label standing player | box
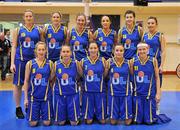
[79,42,108,124]
[10,9,42,119]
[67,13,93,61]
[94,15,117,60]
[107,44,132,125]
[118,10,143,60]
[24,41,54,127]
[130,42,161,124]
[142,16,166,114]
[44,11,67,62]
[53,45,80,126]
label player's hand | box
[10,64,16,73]
[159,66,163,74]
[24,99,28,111]
[155,93,161,103]
[0,47,3,51]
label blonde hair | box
[34,41,47,57]
[24,9,34,17]
[51,11,62,18]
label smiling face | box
[88,43,99,57]
[51,12,61,26]
[76,14,86,29]
[60,46,72,61]
[137,45,149,58]
[125,13,135,26]
[35,43,47,59]
[101,16,111,29]
[114,45,124,59]
[147,18,158,33]
[23,10,34,25]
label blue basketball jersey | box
[15,25,41,61]
[45,24,67,61]
[119,25,141,59]
[108,58,131,96]
[143,32,162,66]
[95,28,116,59]
[82,56,105,93]
[69,28,89,61]
[54,59,78,95]
[133,56,156,98]
[28,59,53,101]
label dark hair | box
[76,13,86,23]
[148,16,158,25]
[88,41,98,49]
[51,11,62,18]
[124,10,136,18]
[101,15,111,23]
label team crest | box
[99,37,103,41]
[21,33,26,37]
[73,41,80,51]
[100,41,107,52]
[48,33,52,38]
[87,70,94,82]
[123,35,126,39]
[61,73,69,85]
[72,36,76,40]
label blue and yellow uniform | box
[107,58,132,120]
[143,32,163,86]
[118,25,141,59]
[54,59,80,122]
[13,25,41,86]
[45,24,67,62]
[26,59,53,121]
[81,56,106,120]
[69,28,90,61]
[94,28,116,60]
[132,56,157,124]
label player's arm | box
[39,27,45,42]
[65,29,70,45]
[10,28,18,73]
[159,33,166,73]
[154,58,161,103]
[77,59,84,77]
[117,28,122,44]
[49,61,55,87]
[129,58,134,75]
[103,58,110,78]
[23,61,31,109]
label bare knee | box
[29,121,38,127]
[43,120,51,126]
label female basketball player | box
[94,15,117,60]
[142,16,166,114]
[107,44,132,125]
[67,13,93,61]
[43,11,67,62]
[11,9,43,119]
[130,42,161,124]
[53,45,80,126]
[24,41,54,127]
[118,10,143,60]
[79,42,108,124]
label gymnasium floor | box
[0,75,179,130]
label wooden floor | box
[0,74,179,91]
